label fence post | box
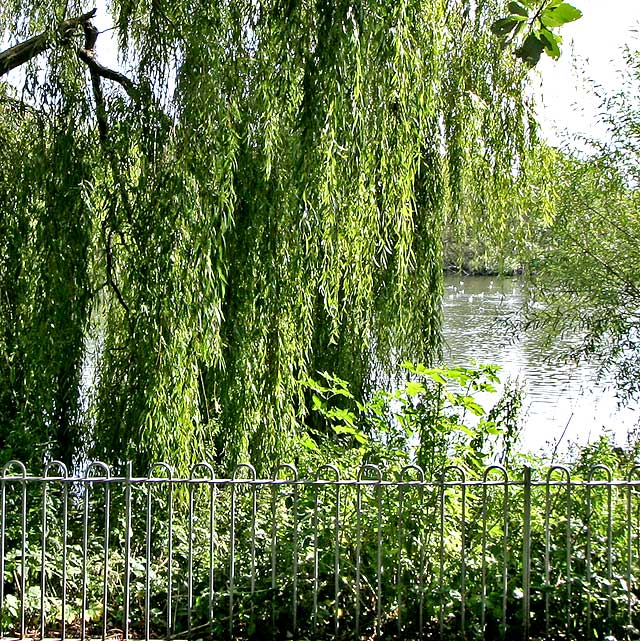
[522,466,532,641]
[123,461,132,640]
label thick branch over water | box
[0,9,97,76]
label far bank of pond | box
[442,274,639,456]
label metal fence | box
[1,460,639,640]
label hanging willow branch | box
[0,0,542,475]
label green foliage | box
[0,0,538,473]
[521,50,640,403]
[299,362,524,478]
[2,430,640,640]
[492,0,583,66]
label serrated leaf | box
[405,380,425,396]
[459,395,485,416]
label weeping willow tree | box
[0,0,542,473]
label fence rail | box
[1,460,639,640]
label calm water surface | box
[442,274,639,455]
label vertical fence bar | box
[331,468,341,638]
[166,466,175,639]
[544,473,551,638]
[209,472,216,637]
[250,472,257,627]
[101,469,111,641]
[628,466,640,630]
[270,465,297,638]
[460,471,467,636]
[0,466,5,639]
[544,466,570,639]
[41,462,68,640]
[123,461,132,641]
[522,466,532,641]
[438,471,445,639]
[1,463,27,639]
[355,463,382,639]
[585,470,593,638]
[81,462,110,641]
[241,465,258,633]
[146,464,176,641]
[396,473,404,638]
[40,470,47,640]
[313,465,340,636]
[355,475,362,639]
[145,472,152,641]
[481,473,489,639]
[270,476,278,637]
[20,466,26,639]
[189,463,214,637]
[188,472,195,637]
[375,470,383,641]
[398,465,425,639]
[501,469,509,640]
[481,465,508,640]
[312,475,320,631]
[565,468,572,639]
[229,470,236,639]
[60,466,69,641]
[603,470,614,624]
[291,470,299,636]
[588,465,613,636]
[229,464,256,639]
[439,466,466,638]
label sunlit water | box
[441,274,639,456]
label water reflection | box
[441,274,639,455]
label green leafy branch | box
[492,0,583,66]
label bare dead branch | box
[76,46,138,100]
[0,9,96,76]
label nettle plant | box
[299,362,524,477]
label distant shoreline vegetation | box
[444,263,525,277]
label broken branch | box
[0,8,97,76]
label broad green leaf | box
[300,435,319,451]
[516,33,545,66]
[539,28,561,59]
[541,3,582,28]
[456,424,475,438]
[405,380,426,396]
[459,395,486,416]
[507,1,529,18]
[491,17,519,38]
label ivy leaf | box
[541,2,582,28]
[507,2,529,18]
[516,33,545,66]
[491,17,519,38]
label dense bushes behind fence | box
[1,460,639,640]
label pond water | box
[441,274,639,457]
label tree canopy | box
[521,49,640,404]
[0,0,542,473]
